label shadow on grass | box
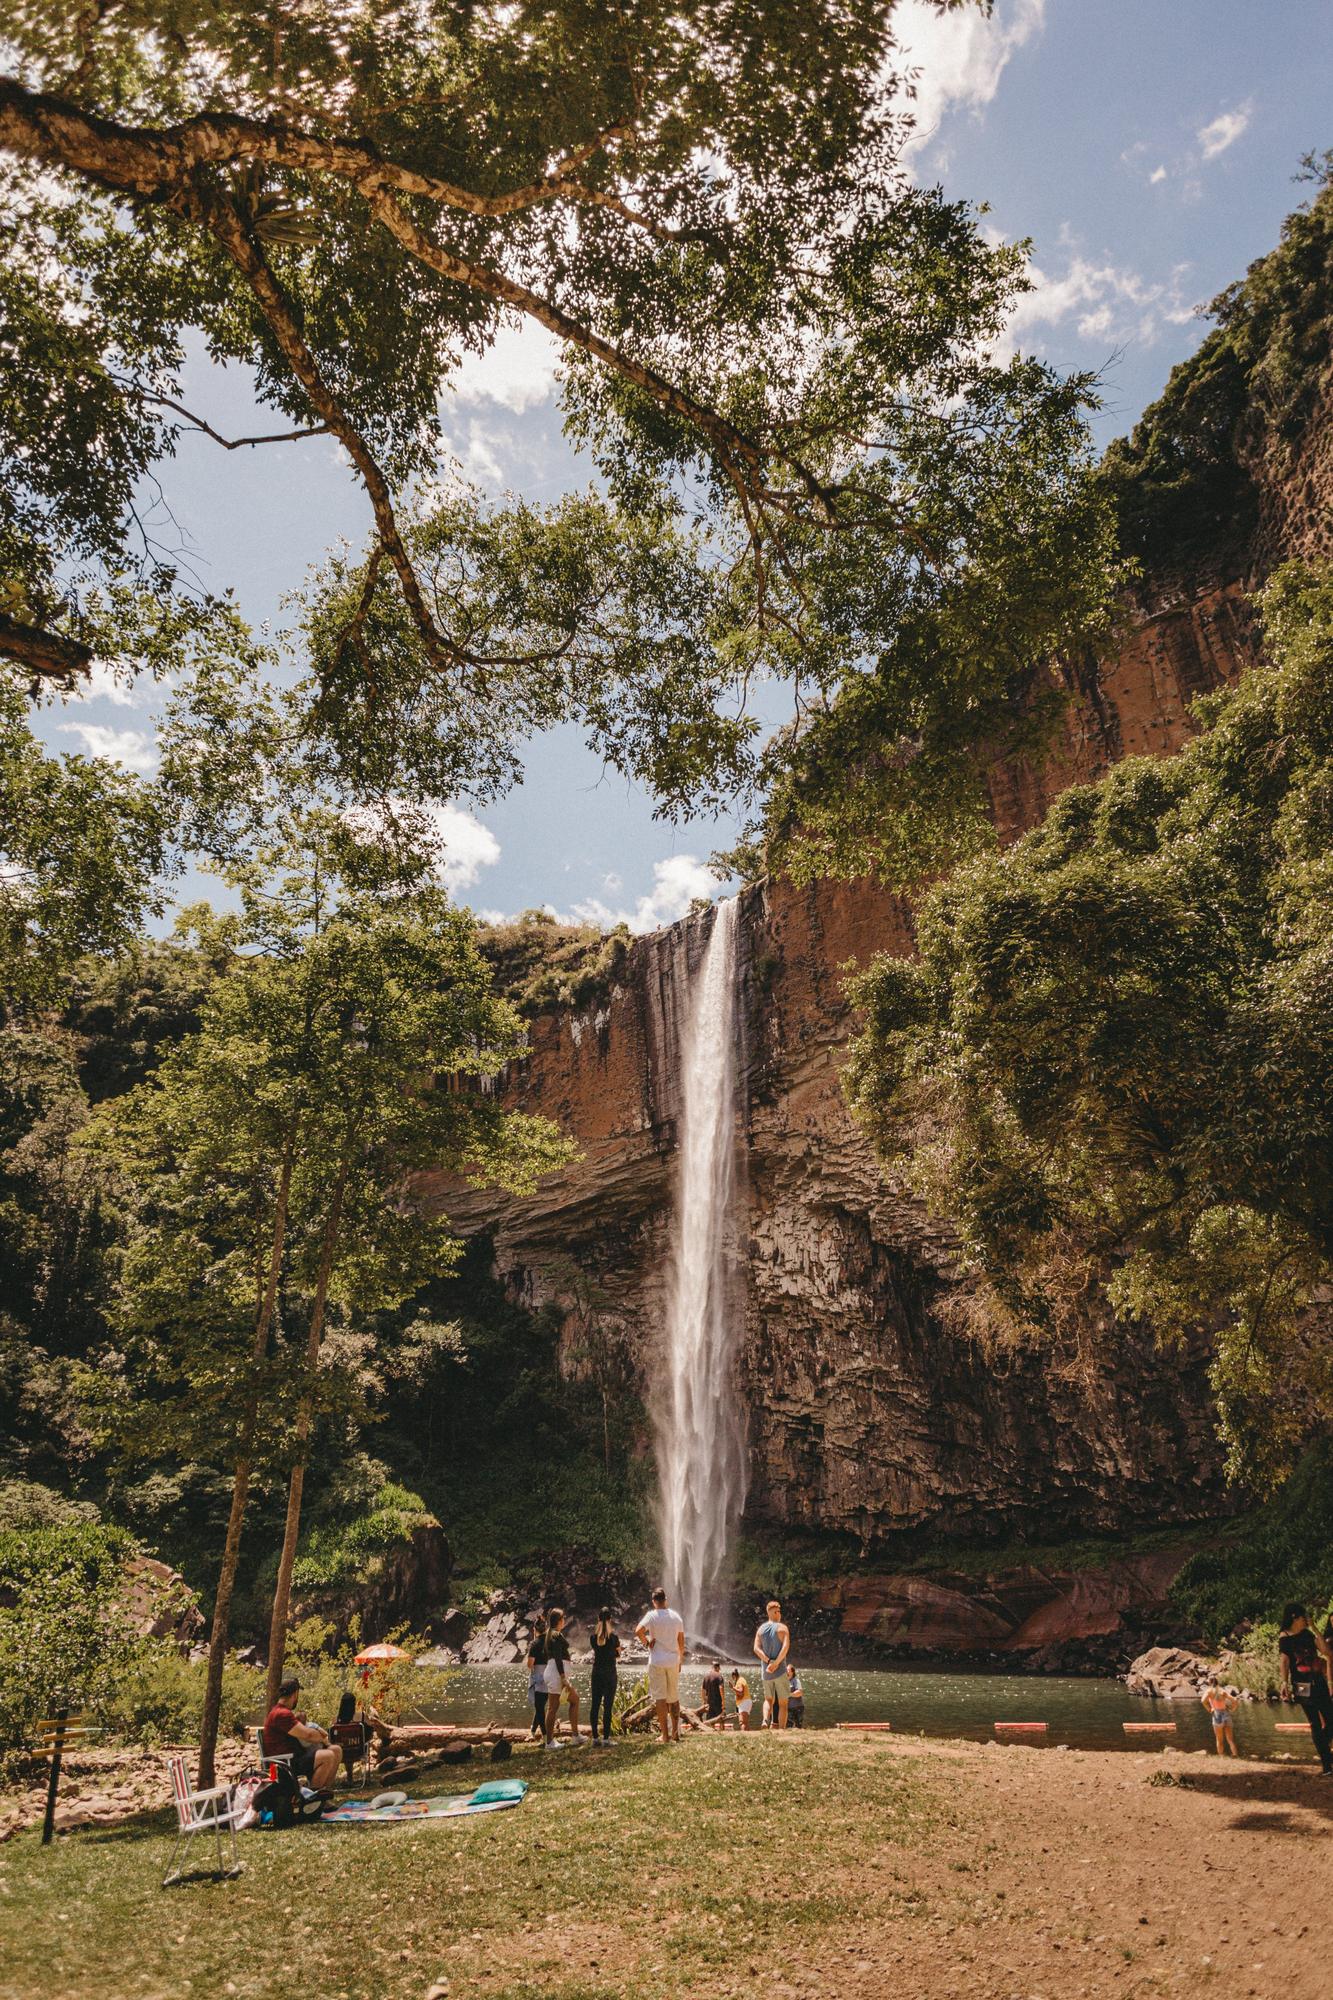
[18,1737,669,1866]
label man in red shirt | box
[263,1675,341,1791]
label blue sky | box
[47,0,1333,931]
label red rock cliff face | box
[422,371,1331,1550]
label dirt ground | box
[479,1733,1327,2000]
[766,1735,1325,2000]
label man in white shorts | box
[635,1587,686,1745]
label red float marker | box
[1123,1722,1176,1734]
[1275,1722,1310,1733]
[994,1721,1048,1734]
[836,1721,893,1732]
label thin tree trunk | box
[264,1163,350,1707]
[197,1126,296,1788]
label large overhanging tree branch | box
[0,71,838,522]
[0,4,1124,880]
[0,609,93,683]
[182,172,470,675]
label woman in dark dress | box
[526,1613,549,1739]
[589,1606,621,1744]
[1278,1601,1333,1775]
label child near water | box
[1201,1679,1239,1756]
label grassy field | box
[0,1735,943,2000]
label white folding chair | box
[162,1754,247,1886]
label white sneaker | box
[543,1740,565,1751]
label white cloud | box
[447,314,561,414]
[1149,165,1168,186]
[1198,103,1251,161]
[892,0,1046,152]
[63,662,141,708]
[346,798,501,897]
[426,804,502,895]
[456,416,508,486]
[58,722,158,772]
[561,854,721,935]
[1004,250,1195,355]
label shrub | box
[1169,1446,1333,1643]
[0,1520,138,1753]
[282,1616,451,1727]
[104,1643,263,1748]
[291,1482,437,1592]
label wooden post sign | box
[34,1707,98,1845]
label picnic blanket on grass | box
[320,1779,527,1826]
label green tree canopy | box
[0,0,1120,879]
[845,562,1333,1490]
[89,814,572,1775]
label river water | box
[410,1662,1311,1761]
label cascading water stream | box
[655,895,746,1642]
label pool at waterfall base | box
[412,1661,1316,1761]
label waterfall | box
[655,894,746,1642]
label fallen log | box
[378,1725,527,1755]
[379,1721,593,1758]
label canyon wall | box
[423,359,1332,1554]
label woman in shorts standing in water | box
[1200,1678,1238,1755]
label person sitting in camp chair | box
[263,1675,341,1792]
[328,1691,392,1781]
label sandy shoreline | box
[812,1730,1325,1999]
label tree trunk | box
[197,1127,296,1788]
[264,1163,350,1707]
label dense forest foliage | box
[847,169,1333,1517]
[1101,156,1333,569]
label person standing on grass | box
[590,1606,621,1745]
[636,1586,686,1745]
[786,1664,806,1729]
[754,1599,791,1730]
[1278,1602,1333,1775]
[543,1606,583,1749]
[729,1667,753,1731]
[1200,1679,1238,1756]
[526,1613,549,1740]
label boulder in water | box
[1124,1645,1214,1698]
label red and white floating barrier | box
[836,1721,893,1732]
[1123,1722,1177,1734]
[994,1721,1048,1735]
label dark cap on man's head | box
[279,1675,300,1697]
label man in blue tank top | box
[753,1599,791,1729]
